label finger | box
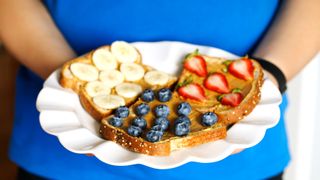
[232,148,244,154]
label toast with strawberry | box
[177,50,264,125]
[60,41,177,121]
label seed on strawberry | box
[218,92,243,107]
[204,72,229,94]
[228,58,254,80]
[178,83,207,101]
[183,49,207,77]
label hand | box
[232,148,244,155]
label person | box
[0,0,319,179]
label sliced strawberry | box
[178,83,207,101]
[219,92,243,107]
[184,50,207,77]
[228,58,254,80]
[204,72,230,94]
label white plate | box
[36,41,282,169]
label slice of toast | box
[176,51,264,125]
[100,92,227,156]
[60,41,177,121]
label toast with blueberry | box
[100,89,227,156]
[60,41,177,121]
[176,50,264,125]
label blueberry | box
[154,104,170,117]
[127,125,142,137]
[154,117,170,131]
[146,130,163,142]
[174,121,190,136]
[114,106,129,118]
[135,103,150,116]
[177,102,191,116]
[157,88,172,102]
[141,89,155,102]
[201,112,218,126]
[132,117,147,129]
[174,115,191,126]
[108,116,123,127]
[151,124,164,131]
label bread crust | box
[100,119,226,156]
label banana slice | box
[92,48,118,70]
[99,70,124,88]
[115,83,142,98]
[70,62,99,81]
[120,63,145,81]
[144,70,170,86]
[93,94,125,109]
[85,81,111,97]
[111,41,139,63]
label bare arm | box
[0,0,76,79]
[254,0,320,81]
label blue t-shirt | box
[9,0,290,179]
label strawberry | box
[178,83,207,101]
[228,58,254,80]
[204,72,230,94]
[184,50,207,77]
[218,92,243,107]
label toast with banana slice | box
[60,41,177,121]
